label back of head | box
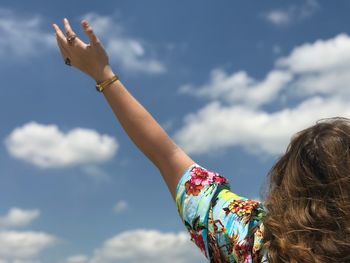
[263,117,350,263]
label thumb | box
[81,20,99,45]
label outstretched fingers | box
[63,17,75,37]
[52,23,66,42]
[81,20,100,45]
[63,18,86,47]
[52,23,69,60]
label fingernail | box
[82,20,88,27]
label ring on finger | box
[65,57,72,66]
[67,35,77,46]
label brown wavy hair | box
[262,117,350,262]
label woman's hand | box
[52,18,114,83]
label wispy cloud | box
[175,33,350,156]
[0,9,166,74]
[81,165,111,182]
[65,255,89,263]
[265,10,291,26]
[64,229,203,263]
[272,44,282,55]
[5,122,118,168]
[0,8,55,57]
[263,0,319,27]
[113,200,128,214]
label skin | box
[52,18,195,200]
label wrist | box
[94,66,115,84]
[95,74,119,93]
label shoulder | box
[176,163,267,262]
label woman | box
[52,18,350,262]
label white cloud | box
[83,13,166,74]
[277,33,350,73]
[174,97,350,155]
[64,255,89,263]
[0,231,56,261]
[0,208,40,229]
[175,33,350,156]
[0,8,55,57]
[113,200,128,213]
[264,0,319,26]
[179,69,292,108]
[5,122,118,168]
[0,208,57,262]
[64,229,203,263]
[277,34,350,99]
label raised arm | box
[52,18,194,199]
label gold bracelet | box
[95,74,119,92]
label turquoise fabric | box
[176,163,267,262]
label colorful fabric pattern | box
[176,163,267,263]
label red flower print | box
[190,167,214,186]
[213,174,228,184]
[185,166,229,196]
[185,181,203,196]
[189,166,228,187]
[190,230,207,257]
[184,216,208,258]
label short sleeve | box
[176,164,267,262]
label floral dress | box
[176,163,267,263]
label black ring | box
[65,57,71,66]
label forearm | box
[102,77,194,197]
[103,79,176,165]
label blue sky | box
[1,0,350,262]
